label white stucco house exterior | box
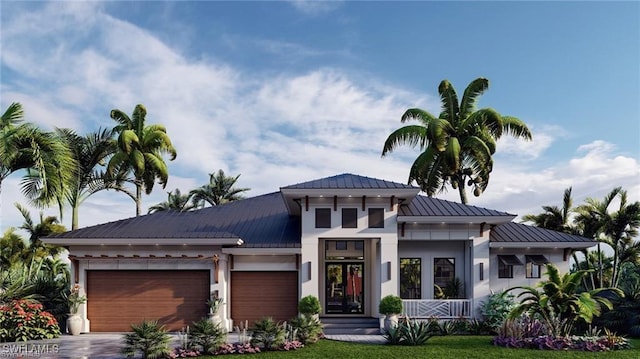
[45,173,595,333]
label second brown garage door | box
[87,270,209,332]
[231,271,298,326]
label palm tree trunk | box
[572,251,590,290]
[598,242,603,288]
[611,243,620,288]
[72,204,79,230]
[458,179,468,204]
[135,182,142,216]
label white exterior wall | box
[472,227,491,317]
[299,196,397,316]
[489,248,568,293]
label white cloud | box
[1,2,638,237]
[287,0,344,15]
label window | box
[315,208,331,228]
[335,241,347,250]
[400,258,421,299]
[526,255,549,278]
[498,255,523,279]
[342,208,358,228]
[434,258,455,289]
[368,208,384,228]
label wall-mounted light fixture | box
[479,262,484,281]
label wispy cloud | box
[287,0,344,15]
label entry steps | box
[322,317,381,335]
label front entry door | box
[325,263,364,314]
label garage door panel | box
[231,271,298,327]
[87,270,209,332]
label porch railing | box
[402,299,473,319]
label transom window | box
[325,240,364,260]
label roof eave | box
[43,237,244,246]
[222,247,301,255]
[490,241,596,249]
[398,215,516,224]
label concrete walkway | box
[0,333,386,358]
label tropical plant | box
[522,187,574,232]
[298,295,322,316]
[574,187,640,288]
[379,295,403,315]
[0,299,60,342]
[290,314,323,344]
[148,188,196,214]
[595,265,640,337]
[480,291,516,333]
[188,317,227,355]
[506,263,623,336]
[66,283,86,314]
[107,104,177,216]
[189,169,250,207]
[15,203,66,259]
[250,317,286,350]
[55,128,117,229]
[1,102,75,215]
[381,78,532,204]
[0,229,29,270]
[383,317,438,346]
[121,320,171,359]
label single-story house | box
[45,173,595,333]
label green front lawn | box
[202,336,640,359]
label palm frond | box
[438,80,460,122]
[459,77,489,119]
[381,125,428,155]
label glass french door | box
[325,263,364,314]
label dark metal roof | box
[526,254,550,265]
[491,222,596,243]
[498,255,524,265]
[281,173,416,190]
[399,195,515,217]
[48,192,301,248]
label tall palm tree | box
[522,187,573,232]
[148,188,196,213]
[189,169,250,207]
[574,187,640,288]
[107,104,177,216]
[56,128,118,230]
[382,78,532,204]
[1,102,75,215]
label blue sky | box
[1,1,638,234]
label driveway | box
[0,333,183,359]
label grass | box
[201,336,640,359]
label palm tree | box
[507,263,622,337]
[189,169,250,207]
[15,203,66,260]
[382,78,532,204]
[1,102,75,216]
[107,104,177,216]
[56,128,118,230]
[574,187,640,288]
[0,229,29,270]
[148,188,196,213]
[522,187,573,232]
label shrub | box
[378,295,403,315]
[121,320,171,359]
[290,314,323,344]
[480,291,515,333]
[250,317,285,350]
[298,295,321,315]
[383,318,439,346]
[216,343,261,354]
[0,299,60,342]
[188,317,227,354]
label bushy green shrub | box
[188,318,227,354]
[121,320,171,359]
[298,295,322,315]
[379,295,403,315]
[251,317,286,350]
[480,292,515,333]
[290,314,323,344]
[0,300,60,342]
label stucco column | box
[472,230,491,317]
[300,234,320,298]
[214,254,232,331]
[379,234,398,298]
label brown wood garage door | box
[231,271,298,326]
[87,270,209,332]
